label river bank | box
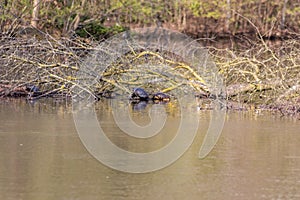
[0,30,299,117]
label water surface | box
[0,98,299,200]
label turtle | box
[152,92,170,102]
[26,85,39,93]
[130,88,149,100]
[25,85,40,99]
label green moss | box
[75,21,126,39]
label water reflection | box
[0,98,299,200]
[131,100,148,111]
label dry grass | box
[211,39,300,113]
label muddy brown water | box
[0,98,299,200]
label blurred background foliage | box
[0,0,299,39]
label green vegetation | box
[0,0,299,38]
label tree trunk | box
[225,0,231,32]
[281,0,288,30]
[31,0,41,28]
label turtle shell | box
[26,85,39,92]
[152,92,170,101]
[131,88,149,100]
